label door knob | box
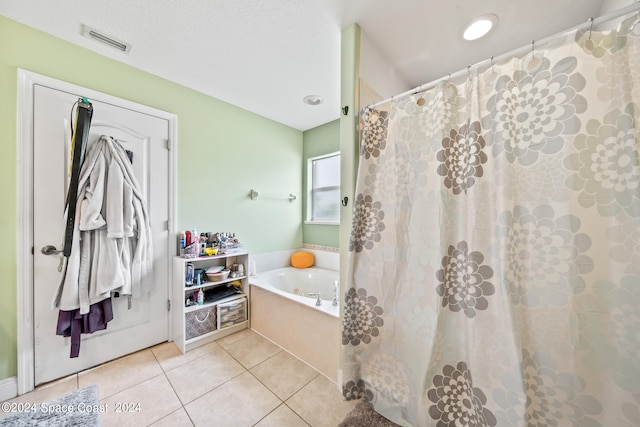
[41,245,63,255]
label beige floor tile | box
[286,375,356,427]
[215,328,257,349]
[151,340,222,372]
[254,404,309,427]
[250,351,319,400]
[0,375,78,419]
[99,374,181,427]
[185,371,281,427]
[223,332,282,369]
[150,407,194,426]
[166,346,245,404]
[34,373,78,393]
[78,349,163,400]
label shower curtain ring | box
[588,17,594,40]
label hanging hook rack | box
[250,189,296,203]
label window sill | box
[305,221,339,226]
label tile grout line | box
[281,373,320,426]
[148,348,196,425]
[175,334,281,426]
[149,340,254,410]
[219,332,319,426]
[80,349,166,400]
[94,371,167,402]
[250,328,338,386]
[249,401,284,426]
[282,401,312,426]
[152,341,225,374]
[245,366,315,427]
[149,342,245,408]
[242,351,322,425]
[147,335,283,424]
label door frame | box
[16,69,178,394]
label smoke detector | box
[303,95,323,106]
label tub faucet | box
[308,292,322,306]
[332,280,339,307]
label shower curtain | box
[342,13,640,427]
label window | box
[307,153,340,224]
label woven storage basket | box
[185,305,217,340]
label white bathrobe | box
[53,136,153,314]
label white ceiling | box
[0,0,629,131]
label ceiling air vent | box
[82,24,131,53]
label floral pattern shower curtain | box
[342,14,640,427]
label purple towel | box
[56,298,114,358]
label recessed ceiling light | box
[463,14,498,41]
[303,95,323,106]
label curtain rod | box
[365,2,640,111]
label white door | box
[32,84,170,385]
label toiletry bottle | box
[197,287,204,305]
[185,230,192,258]
[191,228,199,257]
[179,232,186,256]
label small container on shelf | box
[206,269,230,282]
[218,297,247,329]
[204,247,219,256]
[221,241,244,255]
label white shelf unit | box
[172,252,250,353]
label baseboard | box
[0,376,18,402]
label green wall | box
[302,119,340,248]
[0,16,303,381]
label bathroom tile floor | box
[1,329,356,426]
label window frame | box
[305,151,340,225]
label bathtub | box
[250,267,339,317]
[250,267,340,382]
